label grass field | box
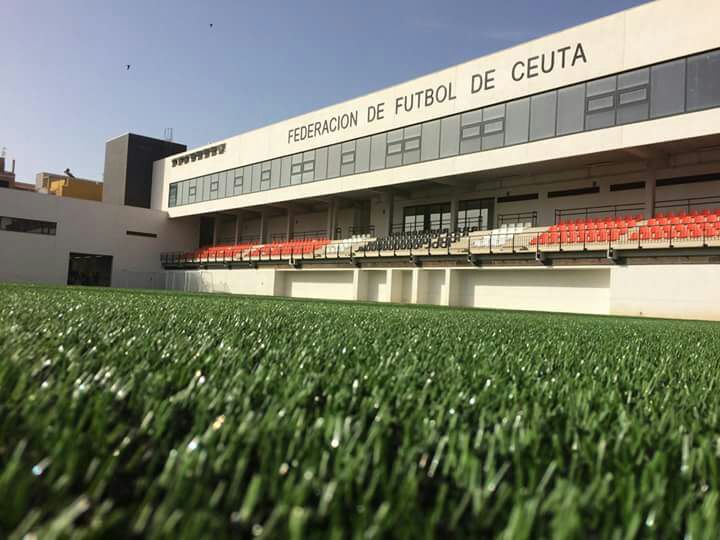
[1,283,720,538]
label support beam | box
[286,206,295,241]
[259,211,268,243]
[234,213,240,244]
[326,200,337,240]
[645,169,657,219]
[212,216,219,246]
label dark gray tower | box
[103,133,186,208]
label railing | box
[348,225,375,236]
[161,222,720,268]
[655,195,720,215]
[497,211,538,227]
[555,203,645,224]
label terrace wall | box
[164,264,720,321]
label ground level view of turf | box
[1,284,720,538]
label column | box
[384,193,395,237]
[212,216,219,246]
[259,211,268,244]
[286,206,295,241]
[234,213,241,244]
[644,169,657,219]
[326,200,337,240]
[450,196,459,232]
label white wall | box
[154,0,720,216]
[164,263,720,322]
[0,189,197,287]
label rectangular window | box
[557,84,585,135]
[610,181,645,192]
[355,137,371,173]
[403,203,451,232]
[126,230,157,238]
[327,144,341,178]
[496,192,539,203]
[439,115,461,158]
[457,198,493,230]
[585,75,616,130]
[314,147,328,180]
[1,216,57,236]
[370,133,387,170]
[168,184,178,206]
[340,141,356,176]
[270,159,282,188]
[650,58,686,118]
[686,50,720,112]
[420,119,440,161]
[530,91,557,141]
[505,97,530,145]
[547,186,600,198]
[301,151,315,183]
[188,185,197,199]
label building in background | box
[36,172,103,201]
[0,157,35,191]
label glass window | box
[270,158,281,189]
[280,157,292,187]
[457,198,493,230]
[355,137,371,173]
[251,163,262,191]
[460,111,482,154]
[201,175,211,201]
[530,91,557,140]
[168,184,177,207]
[327,144,341,178]
[482,105,505,150]
[242,166,252,194]
[439,115,461,158]
[0,216,57,235]
[403,203,451,232]
[370,133,387,171]
[340,141,356,176]
[505,97,530,145]
[556,84,585,136]
[617,69,649,125]
[233,169,243,195]
[301,151,315,183]
[585,76,616,130]
[650,59,686,118]
[687,50,720,112]
[314,147,328,180]
[402,126,421,165]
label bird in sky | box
[126,64,131,70]
[209,23,213,28]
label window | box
[168,184,178,206]
[1,216,57,235]
[686,50,720,112]
[403,203,451,232]
[457,199,493,230]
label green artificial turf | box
[1,283,720,539]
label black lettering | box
[484,69,495,90]
[349,110,358,128]
[294,127,301,142]
[572,42,587,66]
[425,87,434,107]
[512,61,525,81]
[329,116,338,131]
[395,96,403,115]
[314,122,321,137]
[376,102,385,120]
[471,73,483,93]
[368,105,378,123]
[527,56,539,78]
[448,82,456,101]
[321,119,329,135]
[541,51,555,74]
[557,46,571,68]
[288,129,293,144]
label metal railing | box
[555,203,645,224]
[655,195,720,215]
[161,222,720,267]
[497,211,538,227]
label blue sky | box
[2,0,646,182]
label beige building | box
[36,172,103,201]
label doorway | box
[67,253,113,287]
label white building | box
[2,0,720,320]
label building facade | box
[36,172,103,201]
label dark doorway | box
[67,253,113,287]
[199,216,215,247]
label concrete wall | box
[0,189,197,288]
[162,264,720,321]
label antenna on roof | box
[0,147,6,158]
[164,128,174,142]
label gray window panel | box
[198,175,210,201]
[619,88,647,104]
[314,147,328,180]
[460,134,481,154]
[404,138,420,151]
[420,119,440,161]
[588,95,614,111]
[530,91,557,141]
[303,161,314,172]
[251,164,262,192]
[387,129,403,143]
[586,109,615,130]
[483,104,505,121]
[301,158,315,183]
[404,124,421,138]
[587,76,616,96]
[687,50,720,111]
[557,84,586,136]
[301,171,314,183]
[462,126,481,138]
[271,158,281,188]
[242,166,252,193]
[217,171,226,199]
[385,150,402,168]
[617,101,648,125]
[482,125,504,151]
[387,142,402,154]
[303,150,315,162]
[483,120,503,134]
[291,163,302,174]
[439,114,460,158]
[341,151,355,165]
[505,97,530,145]
[370,133,387,171]
[355,137,371,173]
[403,148,420,165]
[461,110,483,126]
[290,161,302,184]
[177,182,185,206]
[292,153,303,165]
[280,156,292,187]
[618,67,649,89]
[261,178,271,190]
[233,170,243,196]
[327,144,341,178]
[260,169,271,182]
[650,59,686,118]
[340,148,355,175]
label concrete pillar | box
[212,216,219,246]
[326,200,337,240]
[286,206,295,241]
[645,169,657,219]
[259,211,268,243]
[384,193,395,236]
[352,268,368,301]
[411,268,421,305]
[450,196,459,232]
[443,268,459,307]
[388,269,403,303]
[234,213,241,244]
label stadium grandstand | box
[2,0,720,320]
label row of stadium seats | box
[629,223,720,241]
[359,229,464,253]
[549,215,640,232]
[246,238,330,258]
